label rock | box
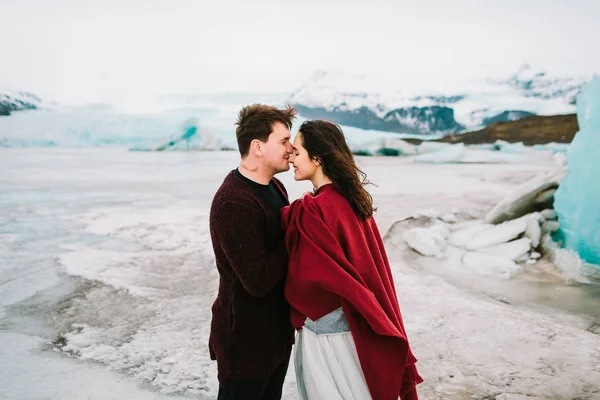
[436,114,579,145]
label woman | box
[281,120,422,400]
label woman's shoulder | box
[308,184,352,215]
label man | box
[208,104,297,400]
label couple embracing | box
[208,104,422,400]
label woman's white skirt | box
[295,328,372,400]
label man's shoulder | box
[271,176,288,197]
[211,172,258,212]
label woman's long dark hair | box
[299,120,375,219]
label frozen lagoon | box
[0,148,599,399]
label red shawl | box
[281,184,422,400]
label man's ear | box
[250,139,262,156]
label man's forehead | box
[271,122,291,138]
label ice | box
[465,218,528,250]
[524,218,542,247]
[477,238,532,261]
[533,142,571,153]
[448,223,493,247]
[381,138,419,155]
[412,143,534,164]
[403,224,449,258]
[541,209,557,220]
[484,165,566,224]
[3,149,600,399]
[461,252,522,279]
[554,77,600,266]
[417,141,453,154]
[55,207,222,397]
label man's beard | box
[274,163,291,174]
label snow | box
[2,148,599,400]
[461,252,522,279]
[0,87,43,111]
[288,67,590,132]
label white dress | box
[295,308,372,400]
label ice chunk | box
[554,77,600,266]
[402,226,447,257]
[478,238,532,261]
[430,223,451,239]
[524,218,542,248]
[497,141,533,153]
[461,252,522,279]
[542,220,560,234]
[448,223,492,247]
[440,213,458,223]
[484,166,566,224]
[466,218,528,250]
[533,142,571,154]
[541,209,557,220]
[540,233,589,282]
[413,143,465,163]
[382,138,418,155]
[413,143,528,164]
[417,141,453,154]
[414,209,439,220]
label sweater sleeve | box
[213,200,289,297]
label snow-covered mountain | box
[0,89,42,116]
[288,65,592,136]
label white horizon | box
[2,0,599,105]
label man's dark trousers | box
[217,348,291,400]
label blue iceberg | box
[554,77,600,266]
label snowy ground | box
[1,149,599,400]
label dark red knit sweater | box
[208,171,294,383]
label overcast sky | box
[1,0,598,104]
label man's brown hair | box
[235,104,297,157]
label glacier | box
[554,77,600,266]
